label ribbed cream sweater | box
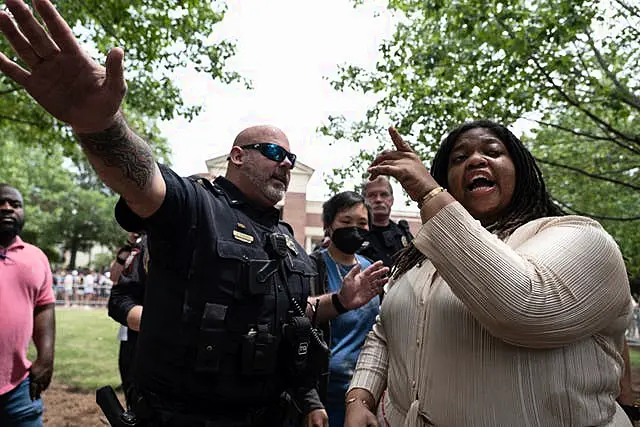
[349,202,632,427]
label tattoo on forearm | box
[77,113,155,189]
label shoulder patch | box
[397,219,413,239]
[285,234,299,255]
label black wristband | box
[331,293,348,314]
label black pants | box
[143,406,295,427]
[118,333,138,407]
[131,391,297,427]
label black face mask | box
[331,227,368,254]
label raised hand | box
[368,126,439,202]
[338,260,389,311]
[0,0,126,133]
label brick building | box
[205,155,422,252]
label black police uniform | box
[115,165,323,426]
[108,236,147,408]
[358,220,413,268]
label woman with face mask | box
[308,190,384,427]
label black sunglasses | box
[240,143,297,168]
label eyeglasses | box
[240,143,297,168]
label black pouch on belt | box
[195,302,230,373]
[241,323,279,375]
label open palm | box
[0,0,126,133]
[340,261,389,310]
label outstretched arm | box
[76,113,165,217]
[0,0,164,217]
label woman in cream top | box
[344,121,632,427]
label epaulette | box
[397,219,414,245]
[188,175,221,195]
[277,220,294,236]
[398,219,412,235]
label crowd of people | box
[0,1,638,427]
[51,268,113,307]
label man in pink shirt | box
[0,184,55,427]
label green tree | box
[322,0,640,275]
[92,251,117,272]
[0,136,125,268]
[0,1,247,268]
[0,0,245,160]
[530,111,640,276]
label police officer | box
[108,234,147,409]
[0,5,392,425]
[359,176,413,268]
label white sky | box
[157,0,400,202]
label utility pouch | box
[241,324,278,375]
[195,303,229,373]
[283,316,311,376]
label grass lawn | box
[631,348,640,367]
[30,307,122,391]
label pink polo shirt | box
[0,236,54,395]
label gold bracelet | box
[417,186,446,209]
[345,397,370,410]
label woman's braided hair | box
[391,120,564,280]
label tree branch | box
[535,156,640,191]
[76,3,125,48]
[0,87,22,96]
[574,45,596,83]
[529,118,640,153]
[0,114,49,128]
[492,16,640,148]
[584,31,640,111]
[553,198,640,221]
[623,24,640,40]
[538,63,640,146]
[600,165,640,175]
[613,0,640,19]
[538,82,640,155]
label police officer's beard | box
[241,156,287,204]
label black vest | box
[359,220,413,268]
[135,178,316,411]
